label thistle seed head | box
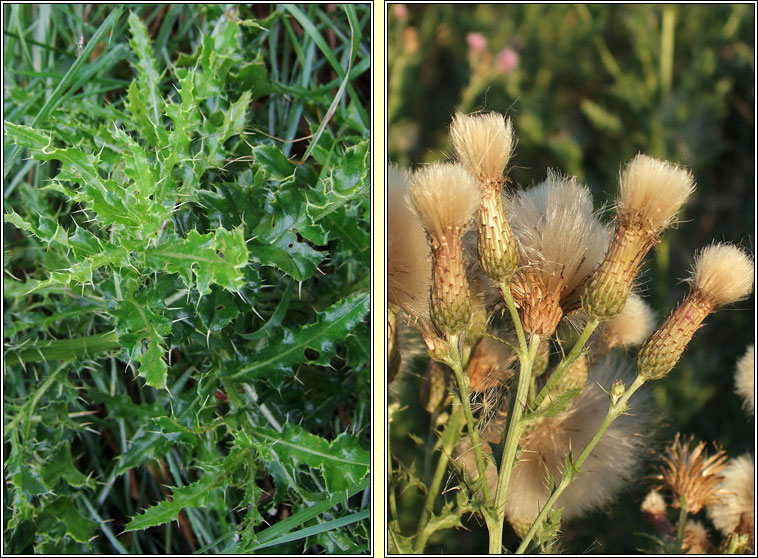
[619,154,695,232]
[690,243,754,307]
[735,345,754,416]
[583,155,696,321]
[408,162,479,241]
[388,164,431,319]
[637,244,753,382]
[507,171,609,335]
[654,433,728,515]
[450,111,514,189]
[409,163,480,337]
[707,454,754,546]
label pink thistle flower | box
[495,48,520,73]
[466,32,487,54]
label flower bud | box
[609,378,625,406]
[583,155,695,321]
[637,243,754,381]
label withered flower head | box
[451,111,519,282]
[466,335,517,393]
[388,164,431,320]
[735,345,755,416]
[583,154,695,321]
[707,454,754,547]
[654,433,728,515]
[409,162,480,337]
[637,243,754,381]
[506,171,609,335]
[450,111,514,187]
[682,520,712,554]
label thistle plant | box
[387,109,754,554]
[4,5,370,553]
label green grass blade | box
[3,5,125,177]
[252,508,370,551]
[252,476,369,546]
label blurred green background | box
[388,3,754,554]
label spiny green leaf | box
[220,90,251,142]
[127,12,164,129]
[123,474,217,532]
[251,423,369,493]
[253,144,295,179]
[4,120,52,150]
[235,58,272,99]
[229,291,369,384]
[41,444,93,490]
[113,293,172,389]
[43,498,98,543]
[251,232,323,281]
[144,226,249,296]
[306,140,369,223]
[197,288,241,332]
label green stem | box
[7,362,68,440]
[4,331,121,365]
[388,425,399,523]
[422,404,465,518]
[660,5,676,97]
[500,282,527,352]
[675,495,688,553]
[446,334,493,508]
[515,375,647,553]
[412,404,466,553]
[489,333,540,553]
[531,318,599,410]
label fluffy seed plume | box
[641,490,673,537]
[653,433,728,515]
[583,154,695,321]
[682,520,712,554]
[456,357,650,537]
[451,111,519,282]
[507,171,609,335]
[408,162,479,240]
[388,164,431,320]
[618,154,695,231]
[409,162,479,336]
[691,243,754,306]
[707,454,754,547]
[637,244,754,381]
[735,345,754,415]
[590,293,657,365]
[450,111,514,187]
